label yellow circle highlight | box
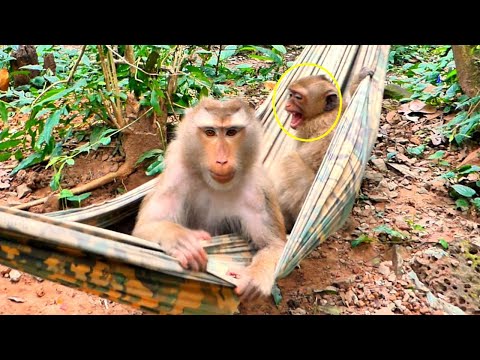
[271,63,343,142]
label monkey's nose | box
[216,160,228,165]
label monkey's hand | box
[229,264,275,302]
[359,66,375,79]
[166,229,211,272]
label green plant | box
[351,234,375,248]
[136,148,165,176]
[440,164,480,211]
[373,224,407,242]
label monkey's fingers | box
[171,249,189,270]
[193,230,212,241]
[180,239,208,272]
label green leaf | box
[99,137,111,146]
[219,45,237,61]
[0,152,11,161]
[272,45,287,54]
[406,144,425,156]
[66,192,92,203]
[11,152,44,175]
[50,172,61,191]
[66,158,75,166]
[351,234,374,248]
[146,158,165,176]
[438,238,449,250]
[59,189,75,199]
[271,284,282,306]
[135,149,163,166]
[35,79,86,107]
[374,225,407,239]
[440,171,455,179]
[455,198,469,211]
[452,184,476,198]
[438,160,450,166]
[14,149,23,160]
[458,165,480,175]
[19,64,43,71]
[445,83,460,99]
[386,152,397,160]
[471,197,480,210]
[0,139,21,151]
[427,150,445,160]
[0,128,9,141]
[37,110,61,148]
[0,101,8,122]
[151,90,162,115]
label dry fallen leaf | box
[386,111,398,123]
[264,81,276,91]
[8,296,25,303]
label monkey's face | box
[182,99,258,192]
[286,77,339,130]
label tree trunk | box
[10,45,40,87]
[452,45,480,97]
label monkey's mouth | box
[210,171,235,184]
[289,112,304,129]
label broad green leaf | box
[428,150,445,160]
[445,83,460,99]
[452,184,476,198]
[440,171,455,179]
[0,128,9,141]
[66,158,75,166]
[374,225,407,239]
[14,149,23,160]
[219,45,237,61]
[351,234,374,248]
[99,137,111,146]
[0,152,11,161]
[458,165,480,175]
[146,158,165,176]
[67,192,92,203]
[19,64,43,71]
[272,45,287,54]
[50,172,61,191]
[35,79,86,107]
[455,198,470,211]
[406,144,425,156]
[37,110,61,148]
[235,64,253,70]
[135,149,163,166]
[471,197,480,210]
[59,189,75,199]
[438,160,450,166]
[0,101,8,122]
[151,89,162,115]
[11,152,44,175]
[0,139,21,150]
[438,238,449,250]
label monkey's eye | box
[226,128,238,137]
[288,93,293,98]
[204,129,216,137]
[294,94,302,100]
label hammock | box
[0,45,389,314]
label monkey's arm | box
[232,181,287,301]
[133,181,211,272]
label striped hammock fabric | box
[0,45,389,314]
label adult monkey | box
[271,67,374,231]
[133,98,286,302]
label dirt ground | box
[1,46,479,315]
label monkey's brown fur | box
[133,98,286,302]
[271,68,374,231]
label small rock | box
[320,299,328,306]
[0,265,11,276]
[378,263,391,277]
[101,153,109,161]
[387,273,397,282]
[290,308,307,315]
[34,276,44,282]
[400,179,410,185]
[9,269,22,283]
[364,171,384,184]
[371,158,388,172]
[419,307,430,315]
[36,288,45,297]
[16,184,32,199]
[417,187,429,194]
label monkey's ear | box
[324,91,339,111]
